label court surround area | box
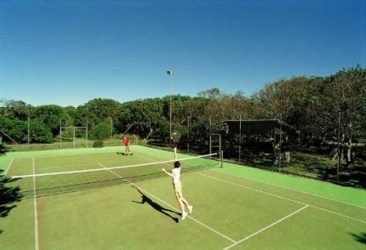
[0,146,365,249]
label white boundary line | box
[223,205,309,250]
[97,163,236,244]
[200,173,308,206]
[103,163,365,249]
[199,170,366,248]
[311,206,366,224]
[11,153,217,179]
[210,168,366,210]
[32,157,39,250]
[4,158,14,176]
[200,172,366,224]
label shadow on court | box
[350,232,366,245]
[133,189,180,223]
[116,152,133,156]
[0,170,23,217]
[0,169,23,234]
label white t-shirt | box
[172,167,181,184]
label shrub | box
[93,139,104,148]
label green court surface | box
[0,146,365,249]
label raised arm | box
[162,168,173,178]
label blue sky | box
[1,0,365,107]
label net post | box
[220,150,224,168]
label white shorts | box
[173,181,182,194]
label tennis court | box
[1,146,365,249]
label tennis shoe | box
[188,205,193,214]
[182,212,188,220]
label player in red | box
[122,136,133,155]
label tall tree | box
[0,99,32,121]
[78,98,121,130]
[319,67,366,166]
[33,105,68,137]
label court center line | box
[32,157,40,250]
[223,205,309,250]
[210,168,366,210]
[98,163,236,244]
[200,172,366,224]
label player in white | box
[162,161,193,220]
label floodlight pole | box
[187,116,190,154]
[337,110,341,182]
[167,70,173,140]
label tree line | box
[1,66,365,159]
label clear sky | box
[1,0,365,107]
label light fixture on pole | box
[166,70,173,140]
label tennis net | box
[10,153,220,198]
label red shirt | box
[122,137,130,146]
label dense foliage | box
[1,66,365,186]
[1,67,365,147]
[0,66,364,146]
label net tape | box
[13,153,220,198]
[11,153,219,179]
